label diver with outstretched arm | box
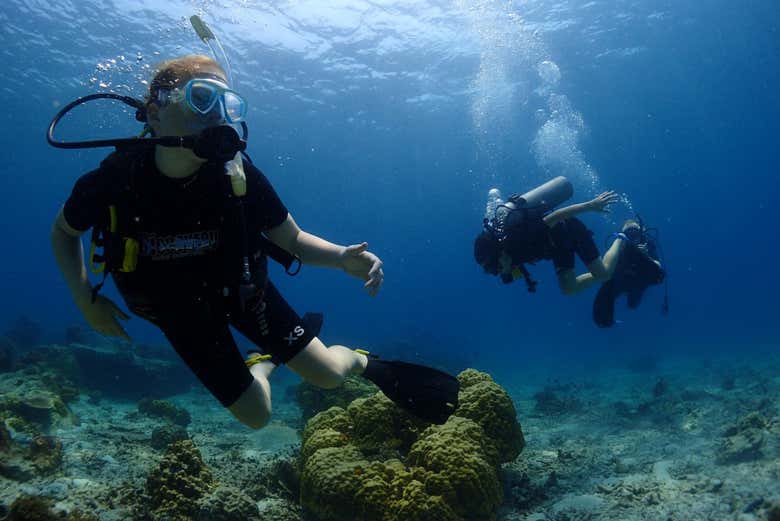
[49,27,459,429]
[474,177,626,295]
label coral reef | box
[455,369,524,461]
[138,398,191,427]
[28,436,63,474]
[146,440,214,521]
[717,412,769,464]
[195,485,260,521]
[256,497,304,521]
[4,495,98,521]
[298,368,523,521]
[149,423,189,450]
[4,391,71,429]
[0,429,63,481]
[293,374,378,424]
[139,439,263,521]
[243,454,301,501]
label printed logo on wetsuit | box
[285,326,305,346]
[140,230,219,260]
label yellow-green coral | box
[298,369,523,521]
[407,416,502,520]
[347,392,424,454]
[295,374,379,422]
[146,440,214,521]
[454,370,525,462]
[300,445,369,520]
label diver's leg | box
[158,299,272,430]
[555,218,624,295]
[599,236,625,279]
[626,288,644,309]
[230,281,368,390]
[593,280,619,327]
[228,369,272,430]
[287,337,368,389]
[563,236,624,294]
[558,264,613,295]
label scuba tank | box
[485,176,573,235]
[511,176,573,213]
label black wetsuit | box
[504,216,601,274]
[63,148,316,406]
[593,239,665,328]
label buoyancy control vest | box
[88,148,300,311]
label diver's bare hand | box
[341,242,384,297]
[587,191,620,213]
[79,295,131,340]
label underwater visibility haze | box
[0,1,778,520]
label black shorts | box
[120,280,316,407]
[548,217,600,273]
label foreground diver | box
[474,177,626,295]
[50,54,458,427]
[593,218,666,327]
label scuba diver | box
[49,19,458,428]
[592,217,667,327]
[474,177,627,295]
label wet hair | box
[474,231,501,275]
[146,54,227,107]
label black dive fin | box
[301,312,324,338]
[362,359,460,424]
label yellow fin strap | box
[354,348,370,356]
[245,353,273,368]
[511,267,524,279]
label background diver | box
[474,176,629,296]
[50,53,459,429]
[593,217,667,328]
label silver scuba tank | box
[500,176,573,230]
[514,176,573,211]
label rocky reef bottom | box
[0,340,777,521]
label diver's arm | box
[543,202,592,228]
[266,214,346,269]
[51,208,94,309]
[544,191,620,228]
[266,214,384,295]
[51,208,131,339]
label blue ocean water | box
[1,2,780,520]
[0,1,777,399]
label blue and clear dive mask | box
[158,77,247,124]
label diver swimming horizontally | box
[49,18,459,428]
[474,177,628,296]
[593,217,667,327]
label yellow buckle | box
[121,238,139,272]
[245,353,273,368]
